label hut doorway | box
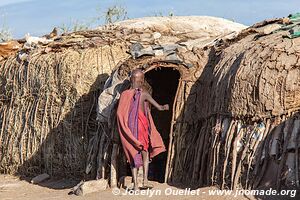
[144,67,180,183]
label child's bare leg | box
[131,167,138,190]
[141,150,149,185]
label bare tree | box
[58,20,90,34]
[104,5,128,24]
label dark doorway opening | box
[145,67,180,183]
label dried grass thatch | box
[0,29,129,177]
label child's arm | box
[143,92,169,111]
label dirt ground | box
[0,175,298,200]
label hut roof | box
[0,16,246,62]
[204,17,300,119]
[115,16,247,48]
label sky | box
[1,0,300,38]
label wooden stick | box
[295,122,300,187]
[221,119,235,189]
[252,119,272,184]
[192,122,206,183]
[0,106,7,149]
[110,143,118,188]
[276,118,294,191]
[233,125,255,190]
[208,117,221,185]
[40,93,49,144]
[19,101,33,164]
[247,119,270,189]
[96,126,106,179]
[231,121,243,189]
[165,80,182,183]
[200,118,214,186]
[196,121,210,186]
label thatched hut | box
[1,15,300,191]
[0,16,244,178]
[96,16,300,190]
[0,30,128,178]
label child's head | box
[130,69,144,88]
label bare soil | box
[1,174,297,200]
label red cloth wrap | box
[138,109,149,151]
[116,89,166,167]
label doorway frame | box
[144,64,184,183]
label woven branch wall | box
[0,44,127,177]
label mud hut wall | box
[167,33,300,190]
[168,112,300,189]
[211,33,300,118]
[0,44,128,177]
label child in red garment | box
[117,69,169,190]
